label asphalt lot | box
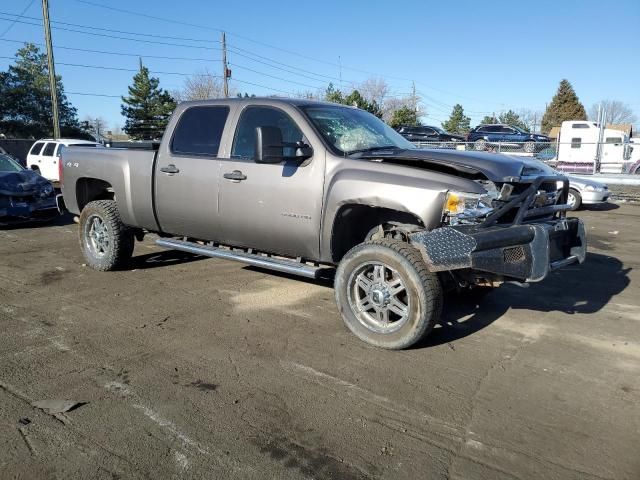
[1,203,639,480]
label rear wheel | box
[335,239,443,349]
[79,200,134,271]
[523,141,536,153]
[567,188,582,211]
[474,139,487,151]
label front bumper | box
[410,217,586,282]
[0,194,59,222]
[581,190,610,204]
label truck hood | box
[362,148,556,182]
[0,169,52,196]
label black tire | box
[474,139,487,151]
[523,141,536,153]
[334,239,443,350]
[79,200,134,271]
[567,188,582,211]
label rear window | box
[29,142,45,155]
[42,142,56,156]
[171,106,229,156]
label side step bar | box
[155,238,332,280]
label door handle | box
[223,170,247,181]
[160,164,180,174]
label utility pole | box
[41,0,60,139]
[221,31,229,98]
[411,81,417,115]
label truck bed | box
[61,147,159,231]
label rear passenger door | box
[27,141,45,170]
[154,105,230,239]
[39,142,58,180]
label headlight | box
[584,185,595,191]
[443,190,493,224]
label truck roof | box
[177,97,352,109]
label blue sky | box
[1,0,639,130]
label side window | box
[571,137,581,148]
[423,128,436,135]
[42,142,56,156]
[232,106,304,159]
[605,137,622,144]
[572,123,589,129]
[171,106,229,156]
[29,142,45,155]
[500,126,515,134]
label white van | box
[27,139,101,182]
[556,121,633,174]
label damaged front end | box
[0,171,58,223]
[410,175,586,284]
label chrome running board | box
[155,238,332,279]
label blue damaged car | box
[0,153,58,224]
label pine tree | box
[344,90,382,118]
[480,114,498,125]
[498,110,530,132]
[324,83,344,104]
[442,104,471,134]
[541,79,586,134]
[0,43,82,137]
[121,60,176,140]
[388,106,419,129]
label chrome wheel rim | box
[567,192,576,207]
[347,262,411,334]
[474,140,486,150]
[85,214,110,258]
[524,142,535,153]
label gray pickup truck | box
[61,98,585,349]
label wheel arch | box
[328,204,425,263]
[75,177,114,212]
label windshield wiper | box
[345,145,400,156]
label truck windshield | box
[301,105,414,155]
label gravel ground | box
[1,205,639,479]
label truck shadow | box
[418,252,631,348]
[0,213,75,229]
[129,250,206,270]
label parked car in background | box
[565,175,609,210]
[396,125,465,144]
[0,153,58,223]
[467,124,550,153]
[26,138,101,183]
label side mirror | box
[255,126,284,164]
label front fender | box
[319,160,485,262]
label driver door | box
[217,105,324,259]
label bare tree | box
[516,109,544,132]
[588,100,637,124]
[82,115,108,138]
[356,77,390,108]
[173,69,236,102]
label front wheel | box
[334,240,443,349]
[79,200,134,271]
[567,189,582,211]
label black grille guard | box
[480,175,570,228]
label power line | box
[0,16,220,50]
[0,55,220,77]
[69,0,495,104]
[0,10,218,44]
[0,38,219,62]
[229,63,325,91]
[0,0,35,38]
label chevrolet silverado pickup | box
[60,98,586,349]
